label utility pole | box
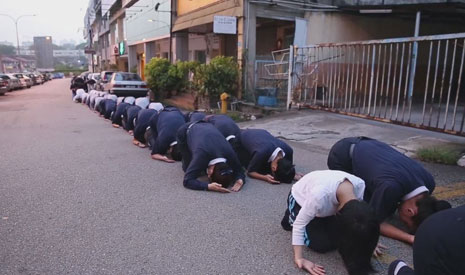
[0,14,37,55]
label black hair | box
[170,144,182,161]
[412,195,451,230]
[211,162,234,188]
[274,158,295,184]
[336,200,380,275]
[228,137,239,152]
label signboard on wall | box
[119,41,125,55]
[213,16,237,35]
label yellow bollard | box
[220,92,229,114]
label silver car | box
[0,78,7,95]
[13,73,33,89]
[87,73,101,91]
[1,74,22,91]
[104,72,148,97]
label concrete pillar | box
[128,45,138,74]
[144,42,156,63]
[237,16,244,99]
[245,3,257,102]
[172,32,189,62]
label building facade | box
[126,0,171,80]
[82,0,465,102]
[33,36,54,71]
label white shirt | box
[135,97,149,109]
[148,102,164,112]
[291,170,365,246]
[268,147,285,162]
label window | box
[114,73,141,81]
[195,50,206,64]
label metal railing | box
[285,33,465,136]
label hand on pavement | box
[208,183,231,193]
[230,179,243,192]
[265,174,280,184]
[373,242,387,257]
[295,258,325,275]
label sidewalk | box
[239,109,465,158]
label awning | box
[172,6,242,32]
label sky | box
[0,0,89,46]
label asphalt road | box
[0,79,462,275]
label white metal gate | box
[283,33,465,136]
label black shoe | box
[281,214,292,231]
[388,260,409,275]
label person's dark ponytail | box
[413,195,452,230]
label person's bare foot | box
[138,143,146,148]
[129,130,134,136]
[112,124,120,128]
[132,139,139,146]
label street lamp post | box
[0,14,36,55]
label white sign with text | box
[213,16,237,34]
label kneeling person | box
[327,137,449,244]
[204,114,241,150]
[148,106,186,163]
[240,129,299,184]
[389,204,460,275]
[282,170,380,275]
[176,121,245,192]
[112,97,135,127]
[133,108,158,148]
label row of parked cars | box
[0,72,54,95]
[77,71,149,97]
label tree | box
[0,44,15,55]
[75,42,87,50]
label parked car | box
[52,72,65,79]
[27,73,43,85]
[0,78,7,95]
[104,72,148,97]
[2,74,22,91]
[42,73,52,82]
[98,71,114,90]
[13,73,33,88]
[87,73,101,90]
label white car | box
[104,72,149,97]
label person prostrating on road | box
[203,114,241,150]
[132,108,158,148]
[239,129,302,184]
[327,137,449,244]
[147,106,185,163]
[281,170,381,275]
[389,204,460,275]
[176,121,245,193]
[111,96,135,128]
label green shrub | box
[416,147,461,165]
[194,56,239,99]
[146,58,200,100]
[169,60,199,93]
[145,58,173,100]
